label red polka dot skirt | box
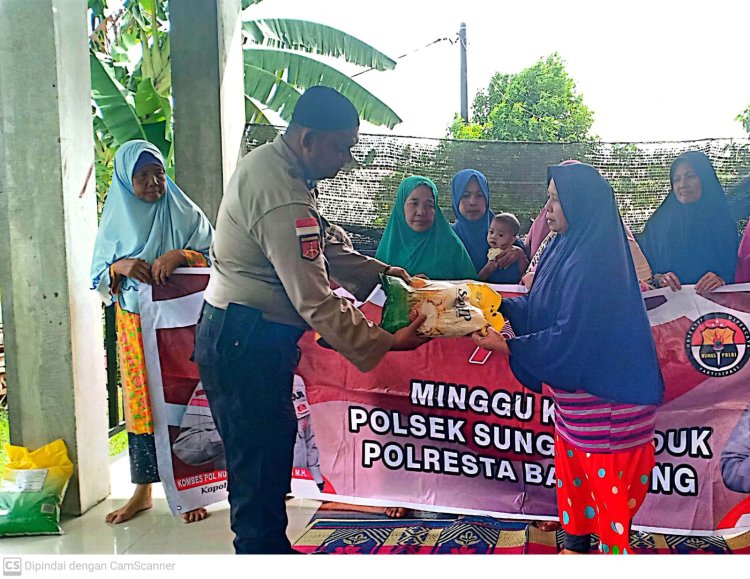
[554,432,654,554]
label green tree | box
[737,104,750,135]
[450,53,596,142]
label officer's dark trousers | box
[194,302,303,554]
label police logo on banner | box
[685,313,750,377]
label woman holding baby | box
[449,169,528,284]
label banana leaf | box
[151,35,171,96]
[134,78,163,119]
[139,28,153,79]
[245,96,272,125]
[244,48,401,128]
[125,1,150,33]
[88,0,107,19]
[244,63,301,120]
[134,78,172,142]
[90,50,146,145]
[141,120,171,159]
[243,18,395,71]
[92,115,116,148]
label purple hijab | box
[501,163,664,405]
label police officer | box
[194,86,428,554]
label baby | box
[479,213,523,282]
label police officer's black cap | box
[290,86,360,131]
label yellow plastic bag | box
[380,275,505,337]
[0,439,74,536]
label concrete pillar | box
[171,0,246,224]
[0,0,110,514]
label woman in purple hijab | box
[474,162,663,554]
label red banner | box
[141,271,750,534]
[294,284,750,535]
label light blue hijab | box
[90,140,214,314]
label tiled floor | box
[0,453,320,555]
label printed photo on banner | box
[139,270,228,515]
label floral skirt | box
[116,304,159,484]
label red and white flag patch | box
[295,217,320,237]
[296,217,321,261]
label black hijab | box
[639,151,738,284]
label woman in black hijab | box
[639,151,738,294]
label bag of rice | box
[0,439,74,536]
[380,275,506,337]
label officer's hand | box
[521,271,535,291]
[391,314,431,351]
[656,271,681,292]
[384,266,413,284]
[492,245,517,268]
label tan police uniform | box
[204,134,394,372]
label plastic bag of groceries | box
[0,439,74,536]
[380,275,506,337]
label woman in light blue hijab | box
[91,140,214,312]
[91,140,213,525]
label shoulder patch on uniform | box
[296,217,321,261]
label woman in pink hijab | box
[737,227,750,283]
[525,207,551,260]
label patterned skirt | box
[116,304,159,484]
[554,432,654,554]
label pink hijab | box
[525,207,550,258]
[737,226,750,283]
